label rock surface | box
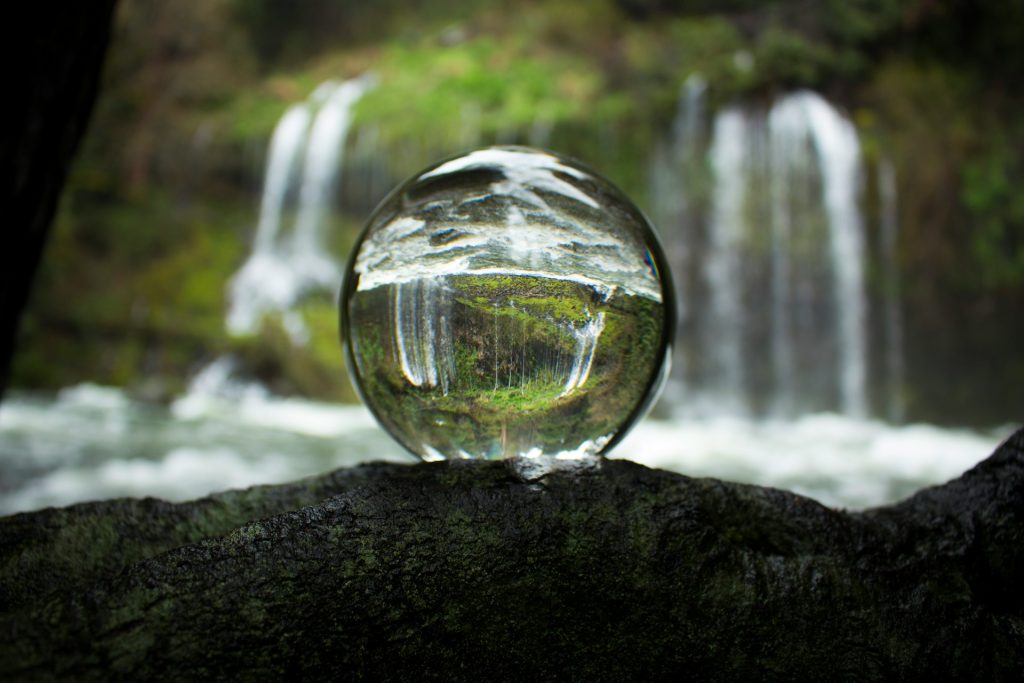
[1,429,1022,681]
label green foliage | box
[12,192,249,395]
[354,35,605,158]
[622,17,744,105]
[963,137,1024,288]
[751,25,838,88]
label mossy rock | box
[1,430,1022,680]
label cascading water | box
[659,89,879,419]
[879,159,905,423]
[650,75,707,404]
[797,93,868,418]
[766,91,868,418]
[227,75,375,339]
[703,107,749,413]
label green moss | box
[354,35,606,155]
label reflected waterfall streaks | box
[391,279,455,394]
[391,277,607,398]
[343,147,672,461]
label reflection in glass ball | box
[341,146,674,462]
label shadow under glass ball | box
[341,146,675,461]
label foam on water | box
[0,384,1011,515]
[0,384,407,514]
[614,414,1005,508]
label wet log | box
[1,429,1022,681]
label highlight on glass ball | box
[340,146,674,462]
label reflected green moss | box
[348,272,665,459]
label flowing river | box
[0,383,1010,515]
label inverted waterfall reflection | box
[655,86,893,419]
[562,311,606,396]
[391,278,456,394]
[387,276,608,399]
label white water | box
[561,311,606,395]
[704,108,748,411]
[659,89,874,419]
[764,91,869,417]
[793,92,868,418]
[227,76,375,338]
[767,99,801,416]
[879,159,905,423]
[0,384,1009,514]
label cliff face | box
[2,429,1022,680]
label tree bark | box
[0,1,118,398]
[1,429,1022,681]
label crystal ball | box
[340,146,674,461]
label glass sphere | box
[341,146,674,461]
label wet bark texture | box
[0,1,117,398]
[1,429,1023,681]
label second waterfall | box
[653,87,896,420]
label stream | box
[0,383,1009,515]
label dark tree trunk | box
[0,1,118,398]
[1,429,1022,681]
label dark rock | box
[1,429,1022,681]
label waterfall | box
[879,159,905,423]
[650,74,707,406]
[226,75,375,338]
[766,91,868,418]
[658,87,872,418]
[252,105,311,254]
[797,93,868,418]
[767,102,799,416]
[704,107,748,412]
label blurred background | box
[2,0,1021,513]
